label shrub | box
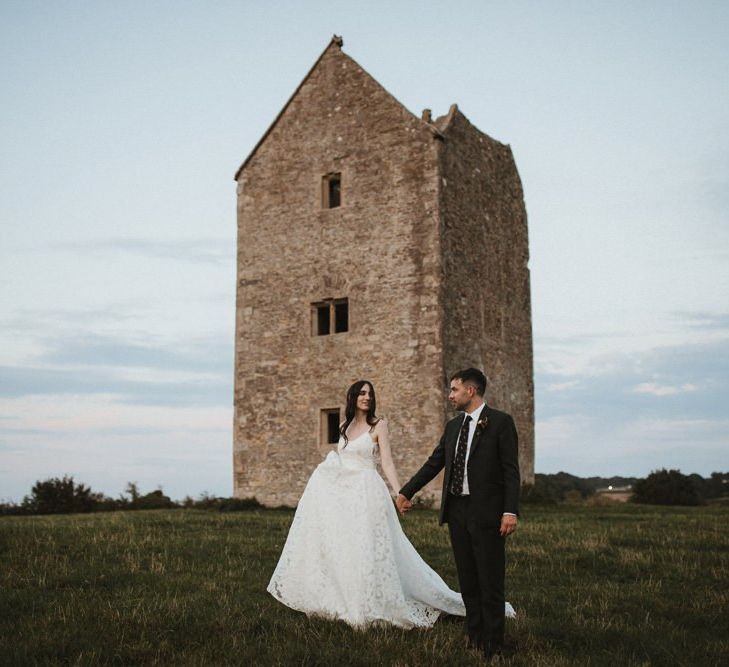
[563,489,584,504]
[0,499,26,516]
[632,469,701,506]
[521,478,558,505]
[186,492,262,511]
[688,472,729,502]
[133,489,178,510]
[217,497,262,512]
[21,475,107,515]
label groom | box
[397,368,520,660]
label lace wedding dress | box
[267,430,515,629]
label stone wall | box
[436,106,535,483]
[233,41,448,505]
[233,39,535,505]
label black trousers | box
[446,493,505,650]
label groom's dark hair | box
[450,368,487,396]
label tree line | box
[522,469,728,506]
[1,469,727,516]
[0,476,261,516]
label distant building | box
[595,485,634,503]
[232,36,534,506]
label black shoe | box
[486,642,517,662]
[467,633,484,652]
[483,644,503,662]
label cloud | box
[51,237,234,265]
[535,332,729,476]
[0,326,233,406]
[632,382,698,396]
[37,332,231,374]
[2,304,142,332]
[0,364,230,406]
[0,425,172,437]
[546,380,579,392]
[675,311,729,331]
[631,417,729,440]
[0,393,233,502]
[537,333,729,412]
[0,424,232,504]
[536,411,729,477]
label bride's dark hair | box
[339,380,379,446]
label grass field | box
[1,504,728,666]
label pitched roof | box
[233,35,443,180]
[233,36,343,180]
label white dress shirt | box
[458,402,486,496]
[457,402,516,518]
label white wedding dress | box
[267,430,515,629]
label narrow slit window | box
[327,411,340,444]
[320,408,341,445]
[334,299,348,333]
[328,176,341,208]
[315,303,330,335]
[322,173,341,209]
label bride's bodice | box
[337,430,377,471]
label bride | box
[267,379,514,629]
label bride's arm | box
[374,419,401,495]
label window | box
[312,298,348,335]
[315,303,330,336]
[322,173,341,208]
[320,408,341,445]
[334,300,348,333]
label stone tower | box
[233,37,534,506]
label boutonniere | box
[475,417,488,432]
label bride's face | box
[356,384,373,412]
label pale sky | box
[1,1,728,502]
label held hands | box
[395,494,412,515]
[396,494,517,532]
[500,513,518,537]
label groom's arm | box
[399,430,447,500]
[498,414,520,516]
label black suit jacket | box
[400,405,520,526]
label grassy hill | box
[2,505,727,665]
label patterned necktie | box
[450,415,472,495]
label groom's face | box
[448,379,474,411]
